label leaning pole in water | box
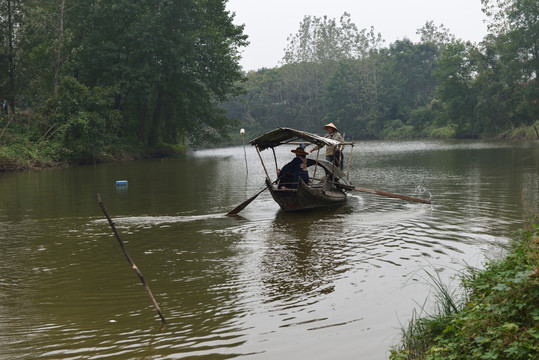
[97,193,167,324]
[241,128,248,176]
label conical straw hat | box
[323,122,338,131]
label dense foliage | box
[224,1,538,140]
[390,215,539,360]
[1,0,537,169]
[0,0,247,166]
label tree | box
[416,20,456,46]
[43,76,121,162]
[433,40,478,136]
[278,13,384,135]
[375,38,441,135]
[324,55,383,139]
[69,0,248,146]
[480,0,539,128]
[226,2,537,140]
[14,0,79,104]
[490,0,538,78]
[0,0,20,113]
[283,12,383,64]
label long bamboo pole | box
[97,194,167,324]
[338,184,431,204]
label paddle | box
[340,184,431,204]
[226,168,295,216]
[226,187,268,216]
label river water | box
[0,139,537,360]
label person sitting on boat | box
[277,146,310,189]
[309,122,344,169]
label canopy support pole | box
[256,146,271,182]
[312,149,321,182]
[271,147,279,176]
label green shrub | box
[43,77,121,163]
[391,219,539,360]
[383,119,416,138]
[429,124,457,138]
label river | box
[0,139,537,359]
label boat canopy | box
[250,127,340,151]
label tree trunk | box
[148,87,164,146]
[54,0,66,96]
[137,103,149,142]
[7,0,16,115]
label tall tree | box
[433,40,478,135]
[377,39,440,127]
[416,20,456,46]
[0,0,20,113]
[278,13,384,134]
[283,12,383,64]
[53,0,65,95]
[480,0,538,127]
[70,0,247,146]
[14,0,82,108]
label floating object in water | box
[115,180,128,186]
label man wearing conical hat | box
[309,122,344,168]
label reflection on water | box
[0,140,537,359]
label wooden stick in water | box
[97,193,167,324]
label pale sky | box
[226,0,489,71]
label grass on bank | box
[390,215,539,360]
[0,115,187,172]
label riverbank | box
[2,116,538,174]
[0,132,187,173]
[390,215,539,360]
[0,111,189,173]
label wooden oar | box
[340,184,431,204]
[226,172,291,216]
[226,187,268,216]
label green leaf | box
[492,283,508,291]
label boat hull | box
[266,178,346,212]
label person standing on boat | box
[277,146,310,189]
[309,122,344,168]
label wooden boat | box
[250,127,355,212]
[227,128,429,216]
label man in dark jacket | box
[278,146,310,189]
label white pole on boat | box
[240,128,248,176]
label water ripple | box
[1,140,536,360]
